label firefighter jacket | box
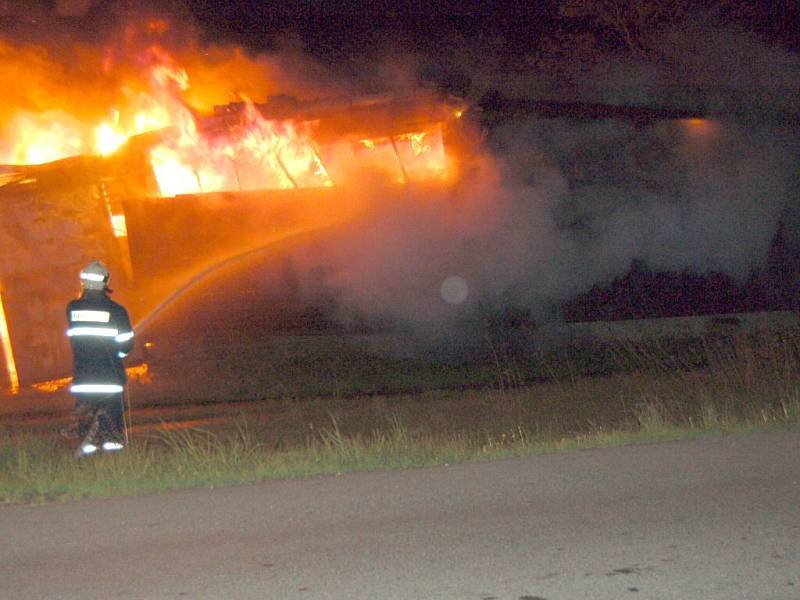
[66,289,134,394]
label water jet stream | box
[132,223,334,337]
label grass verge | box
[2,328,800,505]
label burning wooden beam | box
[0,286,19,394]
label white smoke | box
[279,22,800,345]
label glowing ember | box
[30,375,72,393]
[128,363,152,384]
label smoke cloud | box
[275,22,800,350]
[2,10,798,355]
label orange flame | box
[1,32,451,194]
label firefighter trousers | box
[73,392,125,443]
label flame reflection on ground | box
[31,363,151,393]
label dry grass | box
[2,326,800,504]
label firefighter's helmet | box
[80,260,110,291]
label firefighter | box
[66,260,134,456]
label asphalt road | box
[1,430,798,599]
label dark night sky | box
[5,2,799,58]
[179,0,799,55]
[182,0,561,59]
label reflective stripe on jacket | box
[66,290,134,390]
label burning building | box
[4,13,797,399]
[0,37,469,392]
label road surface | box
[1,430,798,599]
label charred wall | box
[0,161,127,384]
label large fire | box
[0,23,466,393]
[0,28,456,197]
